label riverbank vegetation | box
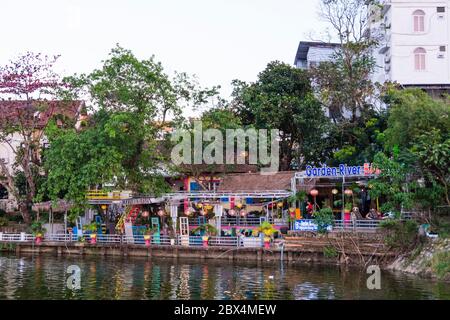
[0,0,447,238]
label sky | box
[0,0,327,107]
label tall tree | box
[0,53,68,223]
[371,89,450,217]
[311,0,384,164]
[231,61,330,171]
[42,46,217,213]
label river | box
[0,253,448,300]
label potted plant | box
[315,207,334,234]
[142,226,157,247]
[344,202,352,222]
[30,221,47,245]
[85,223,98,244]
[192,224,217,247]
[258,221,277,249]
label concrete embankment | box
[387,238,450,281]
[6,233,396,267]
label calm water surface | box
[0,253,449,300]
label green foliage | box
[231,61,331,170]
[380,219,418,249]
[315,207,335,234]
[41,45,216,217]
[371,89,450,216]
[383,89,449,150]
[192,224,218,236]
[30,221,47,236]
[323,245,338,258]
[258,221,277,238]
[431,251,450,280]
[84,222,98,233]
[0,216,9,227]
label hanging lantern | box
[200,210,207,216]
[235,203,243,209]
[277,202,283,208]
[289,207,296,214]
[100,204,107,210]
[310,189,319,197]
[344,189,353,196]
[228,209,236,216]
[184,208,193,216]
[196,202,203,209]
[332,189,339,195]
[205,204,213,211]
[157,209,165,217]
[142,211,150,218]
[240,209,247,217]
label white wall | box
[372,0,450,85]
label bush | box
[0,216,9,227]
[380,219,418,249]
[315,207,334,234]
[431,251,450,280]
[323,246,338,258]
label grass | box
[431,251,450,280]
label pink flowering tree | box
[0,52,68,223]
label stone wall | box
[387,238,450,281]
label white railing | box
[0,233,241,247]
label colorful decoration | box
[157,209,165,217]
[344,189,353,196]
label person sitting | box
[351,207,364,220]
[367,208,379,220]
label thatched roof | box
[32,200,73,213]
[217,171,295,192]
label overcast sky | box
[0,0,327,105]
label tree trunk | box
[19,201,32,225]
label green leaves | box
[231,61,330,170]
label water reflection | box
[0,253,449,300]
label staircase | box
[115,205,141,233]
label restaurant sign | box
[305,163,380,178]
[293,220,332,232]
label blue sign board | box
[306,164,364,178]
[293,220,332,232]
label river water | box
[0,253,448,300]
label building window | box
[414,48,426,71]
[413,10,425,32]
[437,7,445,13]
[440,46,446,52]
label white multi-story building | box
[294,41,341,70]
[371,0,450,97]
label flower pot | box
[202,236,209,247]
[35,234,42,245]
[264,237,271,249]
[90,234,97,244]
[144,235,151,246]
[344,210,351,222]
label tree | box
[176,107,244,190]
[0,53,68,223]
[231,61,331,171]
[41,46,217,215]
[311,0,384,164]
[370,89,450,219]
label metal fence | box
[0,233,242,247]
[188,216,288,226]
